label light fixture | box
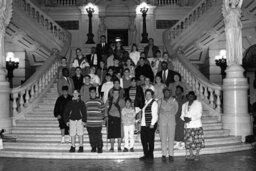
[215,49,227,79]
[6,52,19,88]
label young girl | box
[121,98,137,152]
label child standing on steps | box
[64,90,87,153]
[54,86,72,143]
[121,98,137,152]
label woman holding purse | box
[181,91,205,161]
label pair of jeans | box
[140,125,156,157]
[87,127,103,148]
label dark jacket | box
[53,95,72,117]
[72,75,84,91]
[135,64,154,83]
[125,86,145,109]
[144,45,159,58]
[86,53,100,67]
[63,99,87,123]
[156,69,181,86]
[96,43,110,62]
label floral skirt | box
[184,127,205,150]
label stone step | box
[15,120,222,128]
[0,143,252,159]
[13,122,223,131]
[11,129,230,137]
[2,136,242,151]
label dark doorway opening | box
[107,29,128,46]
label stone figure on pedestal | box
[222,0,243,66]
[0,0,13,80]
[98,17,106,43]
[129,16,137,45]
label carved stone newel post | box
[222,0,252,141]
[0,0,13,131]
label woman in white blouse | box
[181,91,205,161]
[129,44,140,66]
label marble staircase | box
[0,83,252,159]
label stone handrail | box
[163,31,222,121]
[155,0,180,5]
[166,0,218,42]
[56,0,77,6]
[14,0,68,42]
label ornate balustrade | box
[56,0,77,6]
[14,0,68,43]
[166,0,217,42]
[162,0,223,121]
[155,0,180,5]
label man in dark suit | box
[156,61,180,86]
[144,38,159,59]
[86,47,99,67]
[96,35,110,63]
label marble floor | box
[0,149,256,171]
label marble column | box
[222,0,252,141]
[0,0,13,131]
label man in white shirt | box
[139,89,158,161]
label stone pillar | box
[222,0,252,142]
[222,65,252,141]
[0,0,13,131]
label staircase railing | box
[167,0,218,44]
[14,0,68,44]
[163,0,223,121]
[10,1,72,124]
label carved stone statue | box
[97,17,106,42]
[0,0,13,81]
[222,0,243,66]
[129,16,137,45]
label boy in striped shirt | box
[85,87,105,153]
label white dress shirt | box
[141,98,158,126]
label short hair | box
[187,91,197,100]
[163,52,168,56]
[89,86,96,92]
[176,85,184,92]
[100,35,106,39]
[145,89,154,96]
[113,79,120,84]
[149,38,154,42]
[162,87,171,94]
[84,74,91,79]
[125,98,132,103]
[139,57,146,61]
[62,67,69,75]
[105,73,111,77]
[62,86,68,91]
[75,67,81,71]
[76,48,81,52]
[131,77,136,82]
[61,57,67,60]
[161,61,168,66]
[124,68,130,73]
[155,50,161,54]
[90,65,96,69]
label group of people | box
[53,35,205,161]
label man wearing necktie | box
[156,61,181,87]
[86,47,98,67]
[96,35,110,63]
[57,68,74,95]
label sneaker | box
[123,148,128,152]
[118,147,122,152]
[169,156,174,162]
[61,136,65,143]
[65,136,71,143]
[91,146,96,152]
[162,156,167,162]
[69,146,75,153]
[130,148,134,152]
[97,147,103,153]
[109,148,114,152]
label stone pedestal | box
[222,65,253,142]
[0,81,11,131]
